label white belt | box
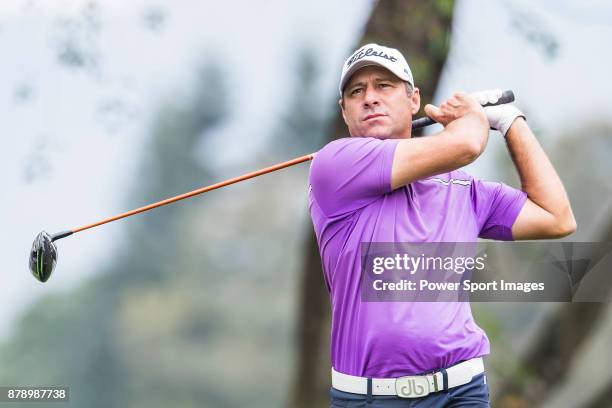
[332,357,484,399]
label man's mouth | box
[363,113,386,121]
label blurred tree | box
[504,2,560,61]
[288,1,455,406]
[54,1,102,74]
[142,7,168,33]
[493,127,612,407]
[112,62,227,286]
[265,48,330,159]
[0,62,228,408]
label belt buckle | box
[395,375,431,398]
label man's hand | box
[423,92,489,155]
[424,92,486,127]
[471,89,526,137]
[390,92,490,190]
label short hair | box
[405,82,413,96]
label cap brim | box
[339,58,412,96]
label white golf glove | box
[471,89,526,137]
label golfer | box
[308,43,576,407]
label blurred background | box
[1,0,611,407]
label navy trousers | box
[329,373,489,407]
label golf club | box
[29,89,515,282]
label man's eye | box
[379,83,391,88]
[351,88,363,95]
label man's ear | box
[339,98,348,124]
[411,87,421,115]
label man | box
[308,43,576,407]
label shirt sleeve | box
[471,178,528,241]
[309,137,400,217]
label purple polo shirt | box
[308,136,527,378]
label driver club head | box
[29,231,58,282]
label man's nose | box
[363,88,380,108]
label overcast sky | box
[2,0,611,339]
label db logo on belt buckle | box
[395,376,431,398]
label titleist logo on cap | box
[346,47,397,67]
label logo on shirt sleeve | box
[428,178,471,187]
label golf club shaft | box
[54,89,515,242]
[62,154,315,239]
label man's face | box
[340,65,420,139]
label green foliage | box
[434,0,454,17]
[268,47,331,157]
[0,61,237,407]
[2,45,318,405]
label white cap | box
[339,43,414,96]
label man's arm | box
[507,118,577,239]
[391,92,489,190]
